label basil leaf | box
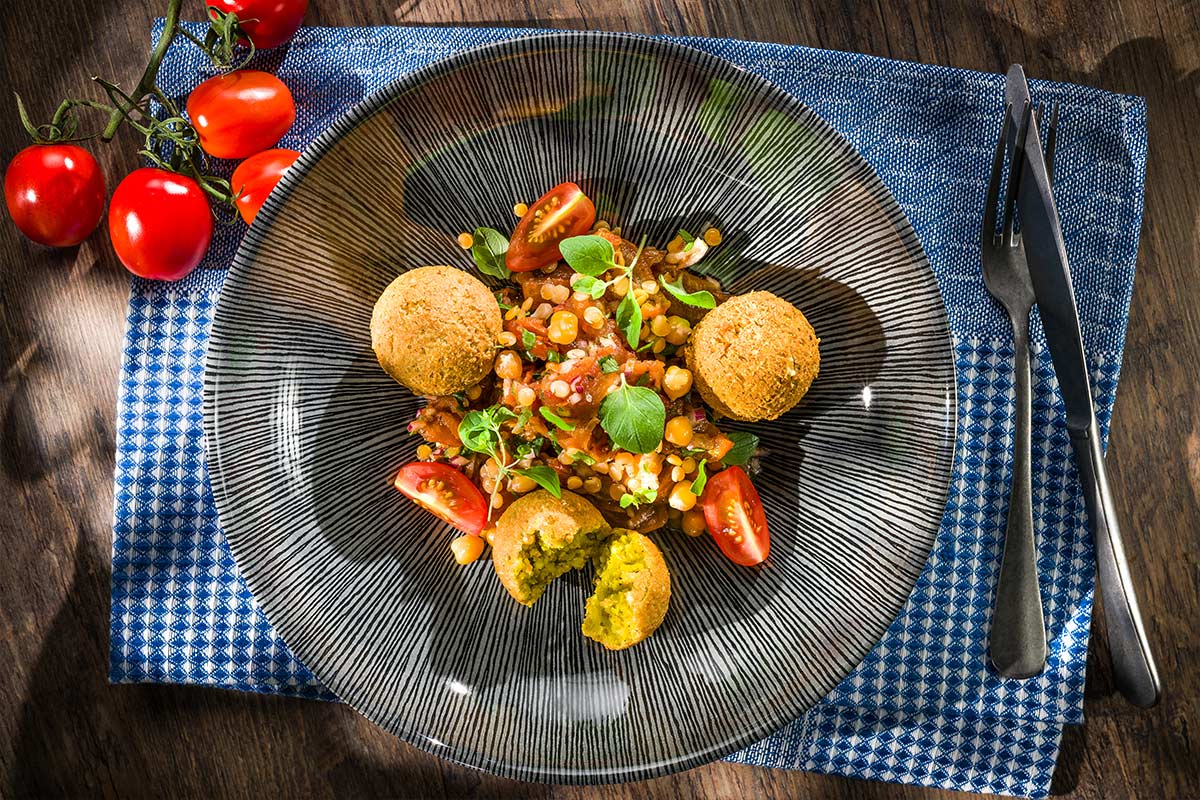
[458,410,499,456]
[571,275,608,299]
[515,466,562,498]
[599,379,665,454]
[558,235,616,277]
[598,355,620,374]
[723,431,760,465]
[659,275,716,309]
[540,407,575,431]
[471,227,511,279]
[690,459,709,495]
[521,329,536,350]
[615,293,642,349]
[678,228,696,251]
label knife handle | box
[1070,422,1163,707]
[989,314,1048,678]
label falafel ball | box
[581,529,671,651]
[685,290,820,421]
[492,490,611,606]
[370,265,501,396]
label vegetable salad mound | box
[377,180,823,636]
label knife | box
[1006,65,1162,707]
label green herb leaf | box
[515,466,562,498]
[495,292,512,311]
[514,436,542,460]
[599,378,665,454]
[619,486,657,508]
[678,228,696,251]
[598,355,621,374]
[539,407,575,431]
[690,459,709,495]
[615,293,642,349]
[567,450,595,465]
[458,406,516,457]
[546,350,562,362]
[558,235,617,277]
[471,227,511,280]
[521,329,536,350]
[571,274,608,299]
[515,407,532,432]
[723,431,760,465]
[659,275,716,309]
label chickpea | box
[682,508,707,537]
[547,310,579,345]
[450,535,484,565]
[663,366,693,400]
[650,315,672,337]
[508,472,537,493]
[669,481,697,511]
[495,350,523,380]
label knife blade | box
[1006,64,1162,707]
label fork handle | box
[1070,420,1163,707]
[990,311,1048,678]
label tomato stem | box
[100,0,183,141]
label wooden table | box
[2,1,1197,797]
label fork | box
[983,99,1059,679]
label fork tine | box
[1002,99,1032,246]
[983,104,1011,244]
[1045,102,1059,187]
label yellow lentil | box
[703,227,722,246]
[516,386,537,406]
[567,476,584,490]
[584,476,603,494]
[550,380,571,398]
[497,330,517,347]
[513,201,529,217]
[416,444,433,460]
[508,473,537,493]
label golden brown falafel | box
[370,265,501,396]
[582,529,671,651]
[685,291,820,421]
[491,490,611,606]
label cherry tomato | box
[187,70,296,160]
[506,182,596,272]
[700,466,770,566]
[4,144,105,247]
[108,168,213,281]
[207,0,309,50]
[231,148,300,223]
[394,462,488,536]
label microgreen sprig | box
[559,233,649,348]
[458,405,562,517]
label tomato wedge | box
[700,466,770,566]
[394,462,487,536]
[506,182,596,272]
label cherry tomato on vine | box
[4,144,105,247]
[700,466,770,566]
[506,182,596,272]
[207,0,309,50]
[230,148,300,224]
[394,462,488,536]
[187,70,296,160]
[108,168,212,281]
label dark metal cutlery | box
[983,100,1050,679]
[997,64,1162,707]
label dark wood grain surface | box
[2,1,1197,797]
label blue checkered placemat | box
[110,21,1147,799]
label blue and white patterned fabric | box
[110,21,1147,798]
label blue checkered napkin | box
[110,22,1147,798]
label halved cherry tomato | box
[506,182,596,272]
[394,462,487,536]
[700,466,770,566]
[187,70,296,160]
[108,168,213,281]
[207,0,309,50]
[231,148,300,223]
[4,144,105,247]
